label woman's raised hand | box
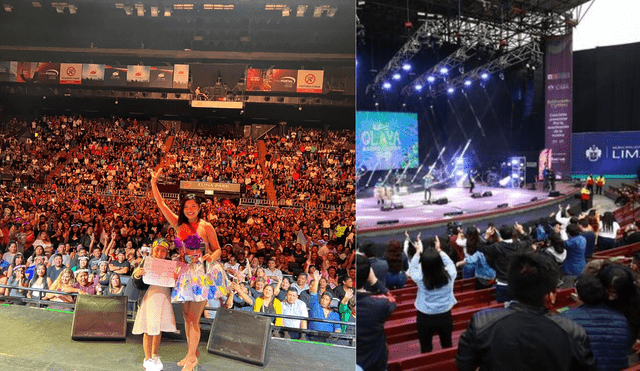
[150,167,163,184]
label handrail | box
[0,284,354,342]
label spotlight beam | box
[462,91,486,138]
[365,159,380,188]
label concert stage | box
[0,304,353,371]
[357,183,580,236]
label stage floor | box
[0,304,354,371]
[356,183,577,231]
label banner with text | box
[297,70,323,93]
[545,34,573,179]
[60,63,82,84]
[127,65,151,86]
[82,64,105,85]
[0,62,17,82]
[149,66,174,88]
[572,132,640,178]
[104,65,128,87]
[173,64,189,89]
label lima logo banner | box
[586,145,601,162]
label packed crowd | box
[358,202,640,371]
[0,115,357,344]
[265,128,355,207]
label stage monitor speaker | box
[381,204,392,211]
[433,198,448,205]
[393,203,404,209]
[549,191,561,197]
[497,203,509,208]
[444,211,464,217]
[207,308,271,366]
[71,295,127,341]
[471,193,482,198]
[531,197,538,202]
[482,191,493,197]
[574,182,582,188]
[377,219,399,225]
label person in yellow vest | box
[580,185,591,212]
[595,175,605,195]
[586,175,594,195]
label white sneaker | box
[152,355,164,371]
[143,358,158,371]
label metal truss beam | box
[418,42,542,98]
[365,14,448,95]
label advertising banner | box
[104,65,128,87]
[149,66,174,88]
[297,70,324,93]
[60,63,82,84]
[544,34,573,179]
[82,64,105,85]
[33,63,60,84]
[246,68,268,91]
[15,62,38,83]
[127,65,150,86]
[173,64,189,89]
[572,132,640,178]
[271,69,297,92]
[0,62,18,82]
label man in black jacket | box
[456,252,596,371]
[480,223,531,302]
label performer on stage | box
[423,174,434,203]
[595,175,605,195]
[468,170,475,194]
[548,169,556,191]
[132,238,176,371]
[151,167,224,371]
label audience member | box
[456,252,596,370]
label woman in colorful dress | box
[151,167,225,371]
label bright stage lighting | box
[402,64,411,71]
[456,158,464,164]
[414,84,423,91]
[392,73,401,80]
[481,73,489,80]
[427,76,435,83]
[382,82,391,89]
[499,176,511,187]
[440,67,449,74]
[464,80,471,86]
[447,87,454,94]
[456,170,464,176]
[511,159,519,165]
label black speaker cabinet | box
[207,308,271,366]
[549,191,561,197]
[71,295,127,340]
[433,197,448,205]
[482,191,493,197]
[471,193,482,198]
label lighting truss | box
[368,3,578,97]
[365,14,448,95]
[418,41,542,98]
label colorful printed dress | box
[171,228,229,303]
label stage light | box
[427,76,435,83]
[402,63,411,71]
[440,67,449,74]
[456,158,464,164]
[392,73,401,80]
[382,82,391,89]
[511,159,519,165]
[464,80,471,86]
[481,73,489,80]
[456,170,464,176]
[499,176,511,187]
[499,72,505,80]
[447,87,454,94]
[414,84,423,91]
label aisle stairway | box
[44,147,78,184]
[257,139,277,202]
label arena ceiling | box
[0,0,354,64]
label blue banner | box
[356,111,419,171]
[572,132,640,178]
